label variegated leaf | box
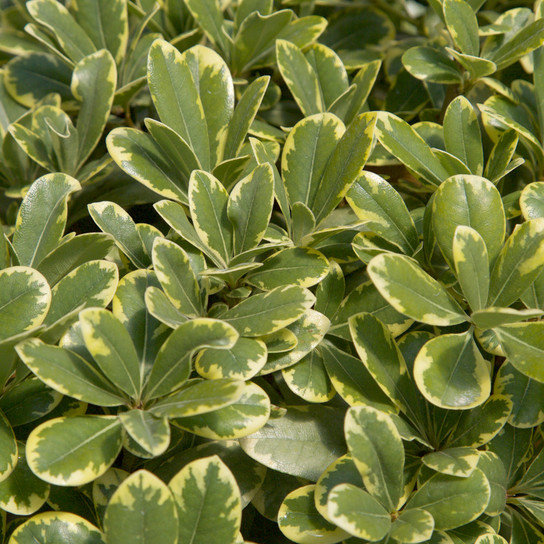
[26,415,123,486]
[149,378,244,419]
[196,337,267,380]
[79,308,141,399]
[152,237,203,318]
[345,405,404,511]
[327,483,391,541]
[221,285,315,337]
[0,409,17,483]
[422,447,480,477]
[8,512,105,544]
[367,254,468,326]
[413,331,491,410]
[173,381,270,440]
[104,470,178,544]
[278,485,350,544]
[227,163,274,255]
[246,247,329,290]
[169,455,241,544]
[88,201,150,268]
[118,410,170,458]
[406,469,490,530]
[0,441,49,515]
[390,508,434,544]
[144,318,239,400]
[13,173,80,268]
[16,339,126,406]
[0,267,50,344]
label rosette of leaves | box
[278,405,494,544]
[1,0,160,110]
[402,0,544,91]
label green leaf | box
[4,53,73,108]
[443,96,484,175]
[72,0,128,65]
[240,405,346,481]
[276,39,323,116]
[345,405,404,511]
[422,447,480,477]
[88,201,149,268]
[282,349,335,403]
[9,512,105,544]
[0,267,50,344]
[413,330,491,409]
[0,378,61,427]
[118,411,170,458]
[172,381,270,440]
[106,127,191,204]
[260,310,329,374]
[112,270,170,382]
[27,0,96,63]
[169,455,241,544]
[278,485,350,544]
[26,415,123,486]
[149,378,244,418]
[453,226,489,311]
[282,113,344,211]
[221,285,315,337]
[72,50,116,168]
[44,260,118,327]
[433,175,505,267]
[447,394,512,447]
[184,0,229,56]
[196,337,267,380]
[36,233,114,287]
[347,171,419,254]
[495,361,544,427]
[390,508,435,544]
[406,469,490,530]
[443,0,480,56]
[488,219,544,307]
[0,441,49,515]
[402,46,463,84]
[231,9,293,74]
[327,483,391,541]
[375,112,449,187]
[367,254,468,326]
[184,45,234,167]
[494,322,544,382]
[447,48,497,80]
[13,173,80,268]
[246,247,329,290]
[147,39,210,169]
[224,76,269,161]
[312,113,376,225]
[476,451,507,516]
[487,18,544,70]
[521,181,544,220]
[104,470,178,544]
[189,170,232,266]
[16,339,126,406]
[144,318,238,400]
[321,340,395,412]
[471,307,543,329]
[79,308,141,400]
[152,237,202,318]
[348,313,423,425]
[484,129,519,184]
[0,409,17,483]
[228,163,274,255]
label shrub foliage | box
[1,0,544,542]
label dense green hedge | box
[1,0,544,543]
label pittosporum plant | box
[2,0,544,543]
